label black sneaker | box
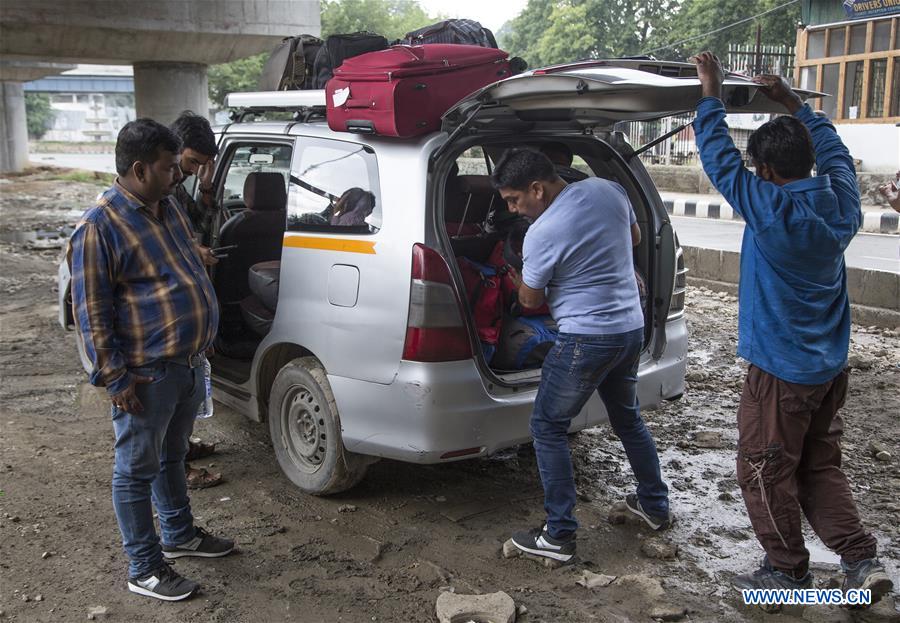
[624,494,672,531]
[510,525,576,563]
[127,562,198,601]
[162,527,234,559]
[842,558,893,606]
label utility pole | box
[754,23,763,75]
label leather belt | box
[164,353,203,368]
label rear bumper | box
[331,317,687,463]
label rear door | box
[442,59,822,132]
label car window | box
[220,143,292,211]
[455,146,490,175]
[287,139,381,234]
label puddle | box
[589,440,847,577]
[688,348,714,366]
[0,228,72,249]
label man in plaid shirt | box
[71,119,233,601]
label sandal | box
[186,439,216,462]
[185,465,223,489]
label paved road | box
[672,215,900,274]
[31,153,117,174]
[29,153,900,274]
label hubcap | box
[281,385,327,473]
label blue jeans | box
[531,328,669,539]
[111,361,202,577]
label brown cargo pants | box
[736,365,877,576]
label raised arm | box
[692,52,785,233]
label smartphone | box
[210,244,238,258]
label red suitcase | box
[326,44,516,137]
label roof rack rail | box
[225,90,327,123]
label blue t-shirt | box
[522,177,644,335]
[693,99,861,385]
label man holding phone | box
[169,111,226,489]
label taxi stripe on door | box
[283,236,376,255]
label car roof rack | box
[225,90,327,123]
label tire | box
[268,357,374,495]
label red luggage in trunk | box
[326,44,515,137]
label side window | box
[287,139,381,234]
[220,143,293,214]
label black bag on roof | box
[258,34,324,91]
[401,18,498,48]
[312,32,389,89]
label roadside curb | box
[664,198,900,234]
[682,246,900,329]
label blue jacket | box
[693,98,861,385]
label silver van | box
[59,60,808,494]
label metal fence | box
[619,44,797,167]
[619,113,698,166]
[727,43,795,79]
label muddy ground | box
[1,168,898,622]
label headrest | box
[243,172,287,212]
[458,175,496,195]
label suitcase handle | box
[344,96,374,109]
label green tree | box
[25,93,55,139]
[649,0,801,61]
[208,53,267,108]
[207,0,444,107]
[500,0,679,69]
[320,0,438,40]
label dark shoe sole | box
[127,582,196,601]
[162,547,234,560]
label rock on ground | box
[435,591,516,623]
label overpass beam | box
[0,80,28,173]
[133,62,209,125]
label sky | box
[417,0,530,32]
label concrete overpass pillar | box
[133,62,209,125]
[0,80,28,173]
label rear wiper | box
[627,119,693,162]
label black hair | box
[169,110,218,157]
[540,141,574,167]
[115,118,182,177]
[491,148,559,190]
[747,116,815,180]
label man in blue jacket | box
[691,51,892,604]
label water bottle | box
[196,355,214,419]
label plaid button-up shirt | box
[71,181,219,395]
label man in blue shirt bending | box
[692,51,891,605]
[494,148,670,565]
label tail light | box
[402,244,473,362]
[670,246,687,316]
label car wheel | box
[268,356,374,495]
